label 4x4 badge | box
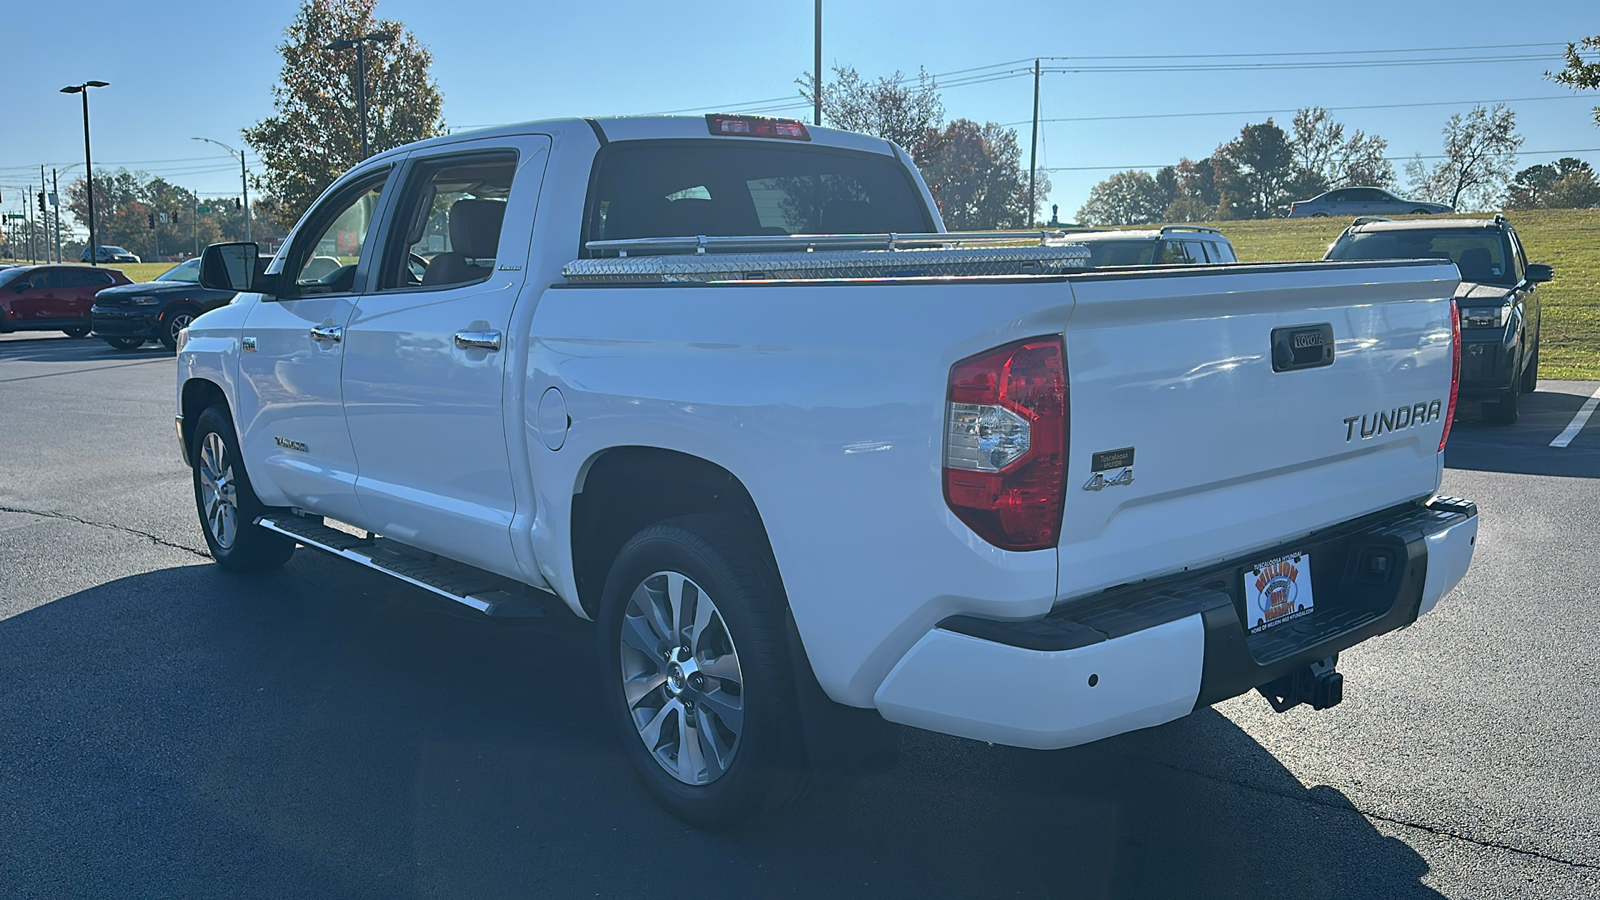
[1083,468,1134,492]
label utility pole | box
[1028,59,1040,228]
[51,169,63,265]
[813,0,823,126]
[328,32,396,160]
[40,166,49,262]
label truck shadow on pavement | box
[1445,387,1599,479]
[0,553,1442,900]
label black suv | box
[1325,215,1552,424]
[91,257,238,351]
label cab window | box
[379,153,518,291]
[287,174,389,296]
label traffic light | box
[147,212,155,229]
[172,211,180,225]
[235,198,243,210]
[37,192,46,214]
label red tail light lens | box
[943,338,1067,551]
[1440,298,1460,451]
[705,114,811,141]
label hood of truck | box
[1454,281,1513,303]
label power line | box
[1043,147,1600,173]
[1037,53,1560,74]
[1039,41,1569,61]
[1005,94,1593,127]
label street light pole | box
[814,0,822,127]
[60,80,108,263]
[329,31,396,160]
[191,137,251,242]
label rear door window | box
[586,142,932,251]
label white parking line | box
[1550,385,1600,448]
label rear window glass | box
[1082,240,1158,267]
[586,142,932,250]
[1327,229,1514,285]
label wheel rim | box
[198,431,238,550]
[618,571,745,785]
[169,312,194,343]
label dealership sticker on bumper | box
[1246,552,1314,633]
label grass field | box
[1100,209,1600,381]
[0,260,178,283]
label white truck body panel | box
[177,116,1477,750]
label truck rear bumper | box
[872,497,1477,750]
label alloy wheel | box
[198,432,238,549]
[618,571,745,785]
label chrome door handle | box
[310,325,343,344]
[454,331,502,351]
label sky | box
[2,0,1597,233]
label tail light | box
[705,114,810,141]
[943,338,1067,551]
[1440,298,1460,451]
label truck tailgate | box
[1057,259,1459,601]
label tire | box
[191,404,296,571]
[104,336,146,350]
[1520,343,1539,394]
[1310,212,1329,218]
[158,305,200,352]
[63,326,90,339]
[598,513,808,828]
[1483,366,1521,426]
[1410,209,1431,215]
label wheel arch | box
[569,446,775,619]
[179,377,231,465]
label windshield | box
[156,258,202,283]
[0,267,24,289]
[1327,228,1515,285]
[586,142,933,247]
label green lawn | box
[1,260,178,283]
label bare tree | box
[1406,104,1523,210]
[1290,108,1395,189]
[798,66,944,164]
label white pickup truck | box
[177,114,1477,827]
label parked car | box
[179,114,1476,827]
[1066,225,1238,266]
[1289,187,1452,218]
[0,264,132,338]
[1325,214,1550,423]
[80,245,141,264]
[91,256,243,351]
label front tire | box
[598,514,807,828]
[63,326,90,339]
[104,336,145,350]
[1410,208,1431,215]
[191,405,295,571]
[158,305,200,352]
[1484,367,1521,426]
[1520,343,1539,394]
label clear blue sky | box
[2,0,1596,230]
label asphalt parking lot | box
[2,332,1597,899]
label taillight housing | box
[1440,298,1460,451]
[943,338,1068,551]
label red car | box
[0,265,132,338]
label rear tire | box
[104,336,145,350]
[191,404,296,571]
[158,305,200,352]
[598,513,808,829]
[1410,208,1431,215]
[1310,212,1329,218]
[63,326,90,339]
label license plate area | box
[1245,551,1314,634]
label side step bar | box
[258,514,555,618]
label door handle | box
[454,331,502,351]
[310,325,343,344]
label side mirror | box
[1525,263,1553,284]
[200,242,263,293]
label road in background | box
[2,333,1597,899]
